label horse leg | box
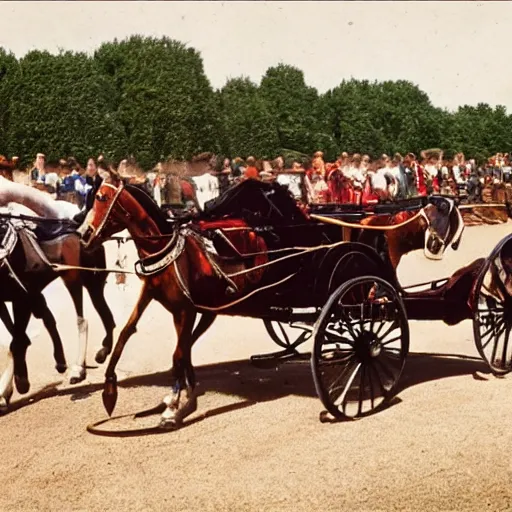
[102,282,152,416]
[84,274,116,365]
[160,307,201,429]
[191,312,216,344]
[0,347,14,413]
[31,293,67,374]
[10,301,32,395]
[61,272,87,385]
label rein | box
[309,211,423,231]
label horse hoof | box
[159,417,181,430]
[0,397,9,414]
[14,376,30,394]
[69,366,86,385]
[95,348,109,365]
[102,381,118,417]
[55,363,67,374]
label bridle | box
[421,196,464,254]
[82,182,126,248]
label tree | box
[94,36,219,169]
[447,103,512,159]
[259,64,332,156]
[0,48,18,156]
[6,49,126,166]
[321,79,450,158]
[217,77,279,158]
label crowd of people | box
[231,150,512,206]
[3,149,512,210]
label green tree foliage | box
[446,103,512,160]
[321,79,450,158]
[6,50,125,166]
[259,64,335,156]
[217,77,279,158]
[0,48,18,155]
[1,37,512,167]
[93,36,219,169]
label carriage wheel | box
[472,258,512,375]
[311,276,409,419]
[263,320,312,351]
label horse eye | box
[96,194,108,202]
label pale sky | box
[1,1,511,112]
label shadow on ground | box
[3,351,490,421]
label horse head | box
[421,195,464,260]
[79,171,173,249]
[79,174,129,248]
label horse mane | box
[125,184,170,233]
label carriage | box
[189,177,511,421]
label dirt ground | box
[1,223,512,512]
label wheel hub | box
[354,331,382,361]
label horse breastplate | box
[134,230,185,276]
[0,222,17,263]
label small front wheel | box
[263,320,311,350]
[311,276,409,420]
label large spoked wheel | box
[263,320,312,351]
[472,257,512,375]
[311,276,409,420]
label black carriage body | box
[196,180,399,321]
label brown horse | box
[355,198,465,269]
[80,175,465,428]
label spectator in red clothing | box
[243,156,260,180]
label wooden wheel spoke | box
[481,283,504,303]
[372,356,397,388]
[380,334,401,347]
[277,322,290,346]
[339,311,359,340]
[479,317,505,341]
[481,321,506,351]
[326,357,357,400]
[333,362,362,409]
[367,363,375,410]
[324,326,354,346]
[477,306,505,313]
[376,320,399,343]
[356,364,366,416]
[380,349,403,372]
[319,349,354,367]
[500,325,511,368]
[368,361,387,396]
